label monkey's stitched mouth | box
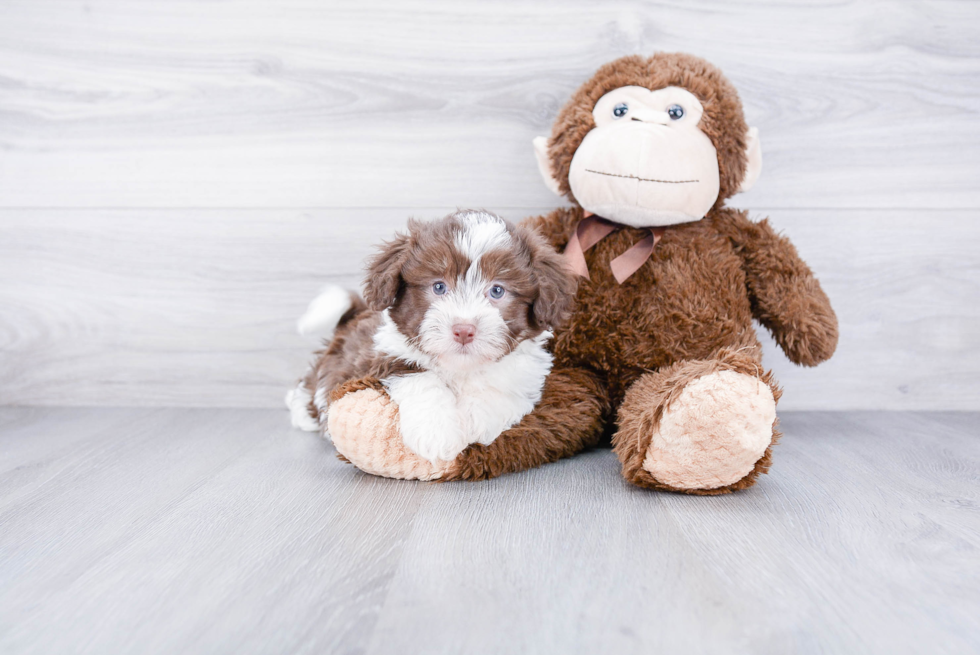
[585,169,699,184]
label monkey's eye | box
[667,104,685,120]
[432,281,448,295]
[487,284,506,300]
[612,103,628,118]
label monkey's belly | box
[552,247,759,404]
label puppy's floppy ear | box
[517,225,578,330]
[363,225,413,311]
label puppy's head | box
[364,210,576,369]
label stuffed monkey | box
[324,53,838,494]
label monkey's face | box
[534,59,762,227]
[567,86,720,227]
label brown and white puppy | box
[287,210,576,463]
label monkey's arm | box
[519,207,581,253]
[444,367,609,480]
[714,209,839,366]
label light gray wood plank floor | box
[1,409,978,654]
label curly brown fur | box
[525,205,837,395]
[516,203,825,492]
[711,209,838,365]
[526,206,764,407]
[444,367,610,481]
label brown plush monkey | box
[326,53,838,494]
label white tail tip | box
[297,284,353,339]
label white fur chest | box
[372,313,553,463]
[439,334,553,445]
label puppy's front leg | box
[383,372,466,464]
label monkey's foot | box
[327,381,453,481]
[643,370,776,491]
[615,353,782,494]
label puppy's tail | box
[296,284,366,340]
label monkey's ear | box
[738,127,763,193]
[533,136,562,196]
[363,230,411,311]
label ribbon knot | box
[564,213,666,284]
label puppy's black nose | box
[452,323,477,345]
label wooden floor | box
[1,409,978,654]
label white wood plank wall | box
[1,1,978,409]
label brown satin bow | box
[565,213,666,284]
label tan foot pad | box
[643,370,776,490]
[327,387,452,481]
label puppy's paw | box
[401,423,471,464]
[384,372,470,464]
[327,384,452,481]
[285,384,320,432]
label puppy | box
[287,210,576,464]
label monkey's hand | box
[715,209,839,367]
[756,274,839,366]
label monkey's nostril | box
[452,323,477,346]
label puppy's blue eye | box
[488,285,505,300]
[667,104,685,120]
[432,281,447,295]
[612,103,628,118]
